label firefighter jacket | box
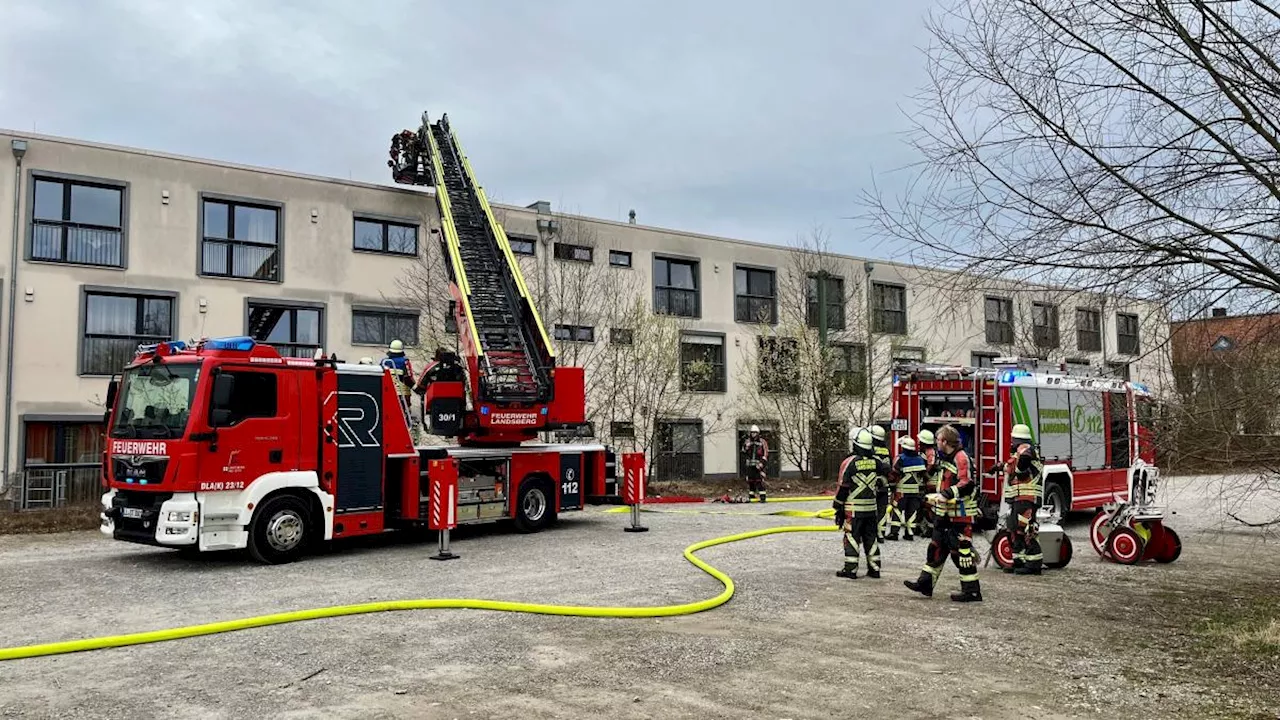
[892,450,927,495]
[922,446,942,491]
[413,354,465,395]
[1003,442,1044,503]
[381,353,416,397]
[937,448,979,520]
[835,449,888,517]
[742,436,768,470]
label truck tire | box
[1089,509,1112,556]
[248,494,311,565]
[514,477,554,534]
[1044,482,1069,518]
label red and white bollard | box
[621,452,648,533]
[428,458,460,560]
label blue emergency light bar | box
[136,339,188,355]
[203,336,257,352]
[1000,369,1031,383]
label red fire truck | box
[889,358,1157,525]
[99,112,635,563]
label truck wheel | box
[1046,534,1073,569]
[1104,526,1143,565]
[1044,483,1069,519]
[991,529,1014,569]
[514,477,555,533]
[1154,526,1182,564]
[248,495,311,565]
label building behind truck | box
[0,127,1170,509]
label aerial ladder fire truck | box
[99,112,642,564]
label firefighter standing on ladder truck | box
[870,425,892,541]
[1003,423,1045,575]
[905,424,984,602]
[381,340,416,425]
[833,427,888,579]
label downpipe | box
[2,141,25,496]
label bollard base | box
[429,551,460,561]
[624,525,649,533]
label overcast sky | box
[0,0,934,257]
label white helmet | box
[358,357,375,365]
[898,437,916,452]
[871,425,887,443]
[749,425,760,434]
[917,429,935,446]
[1012,424,1033,442]
[848,426,864,444]
[389,339,404,352]
[853,428,874,451]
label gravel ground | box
[0,475,1277,719]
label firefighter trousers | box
[895,494,922,538]
[842,516,880,575]
[876,491,890,539]
[1008,500,1042,571]
[919,521,980,595]
[744,467,767,500]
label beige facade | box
[0,130,1169,504]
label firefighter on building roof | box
[886,436,926,541]
[381,340,416,425]
[833,427,888,579]
[904,424,984,602]
[870,424,892,541]
[1004,423,1045,575]
[917,428,941,536]
[741,425,769,503]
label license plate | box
[891,418,908,431]
[121,507,144,519]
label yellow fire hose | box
[0,522,835,662]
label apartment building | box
[0,130,1169,507]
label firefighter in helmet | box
[904,424,983,602]
[381,340,416,425]
[870,424,892,541]
[887,436,926,541]
[916,428,941,536]
[742,425,769,503]
[833,427,888,579]
[413,347,466,428]
[1004,423,1045,575]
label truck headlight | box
[167,511,192,523]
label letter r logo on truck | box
[324,391,381,448]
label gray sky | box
[0,1,934,257]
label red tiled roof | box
[1171,313,1280,364]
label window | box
[445,301,458,334]
[554,242,593,263]
[81,291,175,375]
[985,296,1014,344]
[353,216,418,256]
[680,332,725,392]
[971,352,999,369]
[609,250,632,268]
[553,324,595,343]
[806,274,845,330]
[757,337,799,394]
[212,371,279,425]
[353,309,419,347]
[508,235,536,256]
[735,266,777,324]
[610,421,635,439]
[893,346,927,367]
[1032,302,1060,349]
[610,328,634,345]
[872,282,907,335]
[1108,362,1131,381]
[246,302,323,358]
[1076,308,1102,352]
[656,420,703,481]
[832,342,867,396]
[201,197,281,281]
[20,421,104,509]
[654,256,700,318]
[1117,313,1140,355]
[31,176,124,267]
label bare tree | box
[863,0,1280,528]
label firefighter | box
[887,436,926,541]
[832,427,888,579]
[870,424,892,541]
[381,340,416,425]
[741,425,769,503]
[904,424,983,602]
[917,428,941,536]
[413,347,465,423]
[1003,423,1045,575]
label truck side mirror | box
[105,377,119,413]
[210,409,233,428]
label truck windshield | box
[110,363,201,439]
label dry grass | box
[0,505,100,535]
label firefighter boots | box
[866,569,881,579]
[904,572,934,597]
[950,580,983,603]
[836,568,858,580]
